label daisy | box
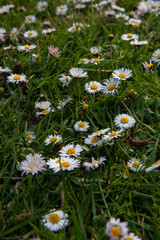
[37,1,48,11]
[59,74,72,86]
[83,156,106,170]
[116,13,129,20]
[0,66,12,73]
[151,49,160,63]
[10,27,18,40]
[142,60,153,69]
[23,30,38,39]
[47,157,80,172]
[78,58,90,64]
[103,129,123,141]
[56,5,68,15]
[127,158,145,171]
[42,27,56,34]
[137,1,148,15]
[0,5,10,14]
[114,113,136,129]
[112,68,132,80]
[121,33,139,41]
[59,144,83,157]
[48,46,61,57]
[17,44,37,52]
[0,27,6,34]
[74,121,90,132]
[84,135,103,146]
[19,154,46,175]
[128,18,141,26]
[92,128,110,136]
[145,160,160,173]
[148,1,160,13]
[69,67,88,78]
[44,135,62,145]
[102,78,120,95]
[105,217,128,240]
[122,232,141,240]
[42,209,69,232]
[35,101,51,110]
[57,97,73,110]
[90,46,102,55]
[36,108,51,116]
[67,26,80,33]
[25,15,36,23]
[42,20,51,26]
[130,40,148,45]
[7,74,27,84]
[112,5,125,12]
[85,81,103,94]
[90,57,104,65]
[75,3,86,9]
[25,131,35,144]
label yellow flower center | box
[146,63,153,68]
[127,33,133,38]
[50,137,57,142]
[28,17,32,20]
[130,12,134,17]
[61,162,70,167]
[152,4,157,9]
[108,84,115,91]
[91,137,98,143]
[24,45,30,49]
[78,122,86,128]
[81,59,86,63]
[56,159,65,163]
[94,130,102,134]
[28,32,33,36]
[119,73,126,78]
[121,117,129,123]
[91,84,98,90]
[65,77,69,82]
[33,156,35,160]
[132,162,140,168]
[29,164,36,170]
[47,28,51,32]
[157,53,160,59]
[134,24,139,28]
[42,109,49,114]
[13,75,21,80]
[12,32,16,35]
[111,226,121,237]
[93,58,100,62]
[52,50,57,55]
[125,237,134,240]
[26,135,32,140]
[109,132,117,137]
[91,161,97,165]
[60,6,64,9]
[109,34,114,38]
[48,213,60,223]
[155,160,160,165]
[66,148,75,154]
[83,104,89,110]
[41,4,45,8]
[71,27,76,30]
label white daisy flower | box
[10,27,18,40]
[127,158,145,171]
[42,27,56,34]
[103,129,123,141]
[44,135,62,145]
[59,144,83,157]
[145,160,160,173]
[19,154,46,175]
[103,10,116,16]
[137,1,148,15]
[7,74,27,84]
[128,18,141,26]
[0,5,10,14]
[17,44,37,52]
[84,135,103,146]
[59,74,72,86]
[90,46,102,55]
[25,131,35,144]
[85,81,103,94]
[142,60,153,69]
[47,157,80,172]
[105,217,128,240]
[130,40,148,45]
[121,33,139,41]
[23,30,38,39]
[112,68,132,80]
[92,128,110,136]
[151,49,160,63]
[0,66,12,73]
[37,1,48,11]
[25,15,37,23]
[112,5,125,12]
[48,46,61,58]
[116,13,129,20]
[83,156,106,170]
[114,113,136,129]
[102,78,120,95]
[0,27,6,34]
[78,58,90,64]
[35,101,51,110]
[42,20,51,26]
[36,107,52,116]
[26,153,44,161]
[75,3,86,9]
[122,232,141,240]
[42,209,69,232]
[90,57,104,65]
[148,1,160,13]
[74,121,90,132]
[56,5,68,15]
[67,26,81,33]
[57,97,73,110]
[69,67,88,78]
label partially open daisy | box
[45,135,62,145]
[47,157,80,172]
[90,46,102,55]
[17,44,36,52]
[59,74,72,87]
[57,97,73,110]
[25,131,35,144]
[37,1,48,11]
[105,217,128,239]
[121,33,139,41]
[127,158,145,171]
[74,121,90,132]
[10,27,18,41]
[42,28,56,34]
[92,128,110,136]
[85,81,102,94]
[102,78,120,95]
[151,49,160,63]
[7,74,27,84]
[48,46,61,58]
[142,60,153,69]
[112,68,132,80]
[69,67,88,78]
[23,30,38,39]
[123,232,141,240]
[145,160,160,173]
[114,113,136,129]
[25,15,36,23]
[90,57,104,65]
[35,101,51,110]
[103,129,123,141]
[83,156,106,170]
[42,209,69,232]
[0,66,12,73]
[84,134,103,146]
[78,58,90,64]
[59,144,83,157]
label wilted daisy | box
[44,135,62,145]
[42,209,69,232]
[19,154,46,175]
[37,1,48,11]
[102,78,120,95]
[48,46,61,57]
[127,158,145,171]
[25,15,36,23]
[74,121,90,132]
[85,81,102,94]
[121,33,138,41]
[69,67,88,78]
[17,44,37,52]
[56,5,68,15]
[0,66,11,73]
[145,160,160,173]
[83,156,106,170]
[47,157,80,172]
[151,49,160,63]
[142,60,153,69]
[42,27,56,34]
[90,57,104,65]
[112,68,132,80]
[123,232,141,240]
[7,74,27,84]
[78,58,90,64]
[103,129,123,141]
[90,46,102,55]
[59,144,83,157]
[23,30,38,39]
[105,217,128,240]
[84,135,103,146]
[57,97,73,110]
[25,131,35,143]
[59,74,72,87]
[114,113,136,129]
